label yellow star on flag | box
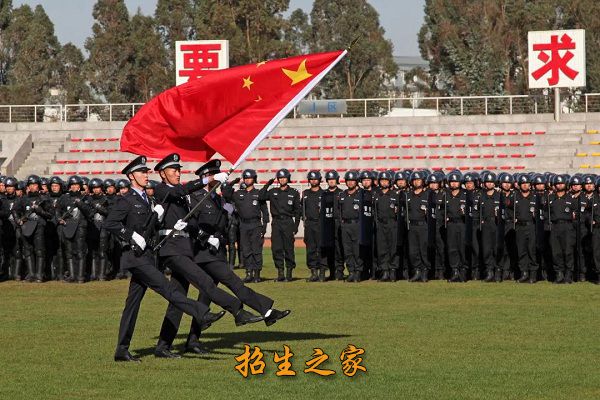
[282,59,312,86]
[242,76,254,90]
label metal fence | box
[2,94,600,123]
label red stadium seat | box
[388,144,399,149]
[440,133,451,137]
[525,154,536,158]
[534,131,545,135]
[70,138,81,142]
[387,134,398,138]
[494,132,505,136]
[108,138,119,142]
[309,146,320,150]
[69,149,81,153]
[507,131,518,136]
[374,134,385,138]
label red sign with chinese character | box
[175,40,229,85]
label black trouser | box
[240,222,263,271]
[271,218,296,269]
[2,225,20,279]
[578,226,592,276]
[341,221,362,273]
[434,224,446,275]
[499,228,517,273]
[515,223,537,273]
[227,222,241,267]
[470,223,480,275]
[408,222,430,271]
[46,222,63,280]
[376,220,398,271]
[480,222,498,271]
[446,222,466,270]
[88,224,109,279]
[304,220,326,269]
[115,261,208,356]
[157,258,274,349]
[592,227,600,275]
[22,225,46,280]
[161,255,242,315]
[550,222,575,273]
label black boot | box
[495,268,503,282]
[502,269,511,281]
[390,269,398,282]
[285,267,293,282]
[98,258,107,281]
[253,270,262,283]
[35,256,45,283]
[378,270,390,282]
[484,269,495,282]
[449,268,462,283]
[435,269,444,280]
[335,270,345,281]
[25,256,35,282]
[90,258,98,281]
[554,271,565,284]
[541,269,548,281]
[346,271,356,282]
[409,269,422,282]
[54,253,64,281]
[13,258,23,281]
[370,268,377,280]
[318,268,326,282]
[77,259,86,283]
[308,268,319,282]
[459,268,467,282]
[517,271,529,283]
[402,268,409,280]
[243,269,253,283]
[529,270,537,284]
[472,268,480,281]
[579,273,587,283]
[65,258,75,282]
[565,270,573,284]
[421,269,429,283]
[276,268,285,282]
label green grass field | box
[2,248,600,400]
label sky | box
[13,0,425,57]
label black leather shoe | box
[265,309,291,327]
[243,269,253,283]
[235,309,264,326]
[517,271,529,283]
[276,269,286,282]
[200,310,226,330]
[335,271,345,281]
[554,271,565,284]
[409,269,422,282]
[378,270,390,282]
[154,348,181,359]
[185,345,210,354]
[114,352,141,363]
[484,270,495,282]
[253,270,262,283]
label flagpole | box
[152,166,235,252]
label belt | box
[377,218,395,223]
[552,220,572,224]
[410,220,427,226]
[342,218,358,224]
[240,218,260,223]
[516,221,534,226]
[273,215,293,220]
[447,218,464,223]
[159,229,190,238]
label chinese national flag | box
[120,50,347,168]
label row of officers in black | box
[2,165,600,288]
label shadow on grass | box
[133,331,351,358]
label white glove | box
[174,219,187,231]
[153,204,165,222]
[207,235,220,250]
[214,172,229,184]
[131,232,146,251]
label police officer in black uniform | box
[104,178,120,279]
[478,172,502,282]
[358,170,376,280]
[338,170,363,282]
[58,175,92,283]
[395,171,410,280]
[302,170,327,282]
[260,168,301,282]
[320,170,344,280]
[533,173,550,281]
[227,184,243,270]
[580,175,596,282]
[373,170,399,281]
[589,176,600,283]
[117,179,130,196]
[155,160,290,355]
[443,172,469,282]
[105,155,225,363]
[426,172,446,280]
[1,177,22,280]
[16,175,53,282]
[548,174,575,284]
[498,173,516,281]
[46,176,65,281]
[222,169,269,283]
[406,171,432,282]
[571,175,588,282]
[87,178,110,281]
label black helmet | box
[103,178,116,189]
[498,172,514,184]
[426,172,442,184]
[89,178,104,189]
[146,180,159,189]
[26,174,41,185]
[116,179,131,189]
[242,169,257,180]
[595,176,600,188]
[569,175,582,186]
[81,176,90,186]
[518,174,531,185]
[40,177,49,186]
[583,174,595,185]
[378,170,393,182]
[49,176,62,185]
[344,170,359,182]
[359,170,373,181]
[482,172,497,183]
[394,171,406,182]
[276,168,291,180]
[325,170,339,182]
[307,170,321,181]
[532,174,545,185]
[409,171,424,181]
[447,172,462,183]
[553,174,568,185]
[4,177,17,187]
[67,175,83,186]
[17,180,26,191]
[462,172,476,183]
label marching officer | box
[259,168,301,282]
[302,170,327,282]
[105,155,225,362]
[338,170,363,282]
[87,178,110,281]
[58,175,92,283]
[406,171,433,282]
[16,175,52,282]
[547,174,575,284]
[320,170,344,280]
[373,170,399,281]
[222,169,269,283]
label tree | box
[0,0,12,86]
[129,11,170,101]
[84,0,133,102]
[154,0,193,84]
[57,43,92,104]
[309,0,398,99]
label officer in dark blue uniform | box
[320,170,344,280]
[302,170,327,281]
[105,155,225,363]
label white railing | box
[1,93,600,123]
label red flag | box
[120,50,346,168]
